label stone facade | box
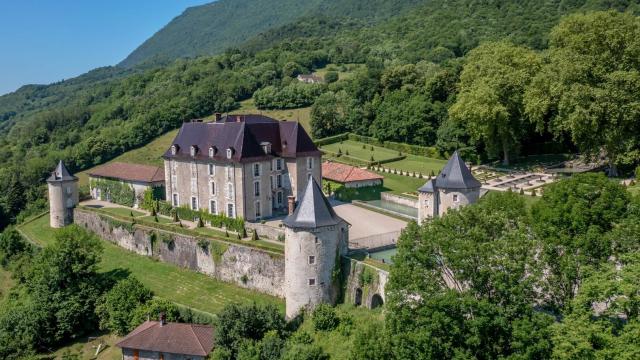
[122,348,205,360]
[284,222,349,319]
[164,156,321,222]
[74,209,285,297]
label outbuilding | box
[87,162,165,208]
[116,317,214,360]
[322,161,383,188]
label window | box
[314,237,319,244]
[261,142,271,154]
[210,181,216,195]
[277,191,283,205]
[209,146,216,158]
[171,145,178,155]
[308,278,316,286]
[227,203,235,218]
[190,145,198,157]
[191,196,198,210]
[171,175,177,190]
[308,255,315,265]
[424,199,430,206]
[172,194,179,206]
[254,181,260,197]
[307,157,314,170]
[276,158,283,171]
[208,163,215,176]
[276,174,282,188]
[255,201,261,218]
[190,162,197,178]
[253,163,261,177]
[226,148,233,159]
[453,194,459,202]
[226,183,234,199]
[270,176,274,190]
[191,178,197,192]
[209,200,217,214]
[66,186,72,195]
[226,165,232,180]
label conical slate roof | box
[418,178,436,193]
[47,160,77,182]
[433,151,481,190]
[282,177,343,229]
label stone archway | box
[370,294,384,309]
[354,288,363,306]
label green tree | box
[311,304,339,331]
[324,71,339,83]
[0,227,30,267]
[450,41,542,165]
[525,11,640,175]
[282,343,329,360]
[130,298,181,327]
[95,276,153,335]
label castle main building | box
[162,115,322,221]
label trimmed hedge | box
[314,133,349,146]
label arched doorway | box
[370,294,384,309]
[354,288,363,306]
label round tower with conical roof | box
[418,150,481,224]
[47,160,79,228]
[282,177,349,319]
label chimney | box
[214,113,221,121]
[287,196,296,215]
[159,312,166,326]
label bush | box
[324,71,339,83]
[130,298,181,328]
[311,304,339,331]
[636,166,640,180]
[95,277,153,336]
[254,83,324,110]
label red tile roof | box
[322,162,383,184]
[87,162,164,183]
[116,321,214,356]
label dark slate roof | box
[47,161,77,182]
[418,178,436,193]
[283,177,344,229]
[162,115,320,163]
[116,321,214,357]
[433,150,481,190]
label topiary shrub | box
[252,229,259,241]
[197,217,204,228]
[312,304,339,331]
[519,188,525,195]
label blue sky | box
[0,0,211,95]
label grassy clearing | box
[322,140,398,163]
[629,184,640,196]
[224,98,312,134]
[0,267,14,302]
[77,129,178,186]
[47,332,122,360]
[383,154,446,174]
[19,216,284,315]
[313,63,364,82]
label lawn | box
[332,171,426,202]
[313,63,364,82]
[77,129,178,186]
[48,332,122,360]
[98,207,146,218]
[18,215,284,315]
[140,215,174,224]
[383,154,447,174]
[322,140,399,163]
[224,98,312,134]
[629,184,640,196]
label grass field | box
[322,140,399,163]
[140,215,174,224]
[98,207,145,218]
[225,98,312,133]
[0,267,14,301]
[18,215,283,315]
[77,129,178,186]
[384,154,447,174]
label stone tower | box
[418,151,481,224]
[47,160,79,228]
[282,177,349,319]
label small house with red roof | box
[322,161,383,188]
[116,317,214,360]
[87,162,165,208]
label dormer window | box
[209,146,217,158]
[260,142,271,154]
[171,144,179,155]
[226,148,234,159]
[190,145,198,157]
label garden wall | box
[342,259,388,309]
[74,209,285,298]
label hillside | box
[119,0,424,68]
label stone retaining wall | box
[245,221,285,240]
[342,259,388,309]
[381,192,418,208]
[74,209,285,297]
